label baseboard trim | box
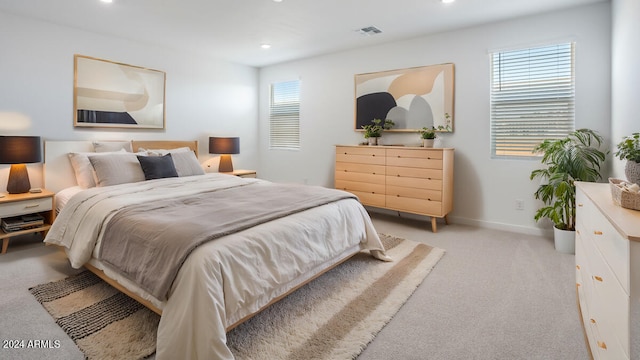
[364,206,552,237]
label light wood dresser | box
[335,145,454,232]
[575,182,640,360]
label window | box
[490,43,575,158]
[269,80,300,150]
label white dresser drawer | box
[589,214,630,295]
[0,197,52,218]
[588,246,630,359]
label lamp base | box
[7,164,31,194]
[218,155,234,173]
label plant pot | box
[368,137,378,146]
[553,227,575,254]
[625,160,640,185]
[422,139,435,148]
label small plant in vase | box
[362,118,395,146]
[419,127,437,148]
[614,132,640,185]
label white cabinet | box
[575,182,640,360]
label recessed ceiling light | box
[442,0,455,3]
[100,0,113,3]
[273,0,283,2]
[261,44,271,49]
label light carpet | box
[29,234,444,360]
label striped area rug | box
[29,234,444,360]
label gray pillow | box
[137,154,179,180]
[170,151,205,177]
[88,153,146,187]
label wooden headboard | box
[44,140,199,193]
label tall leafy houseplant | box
[530,129,606,232]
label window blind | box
[269,80,300,150]
[490,43,575,158]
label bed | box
[43,140,389,359]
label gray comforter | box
[98,181,357,300]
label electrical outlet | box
[515,199,525,210]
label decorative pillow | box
[87,153,146,187]
[68,149,126,188]
[170,151,205,177]
[93,141,133,153]
[137,154,179,180]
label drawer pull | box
[593,230,603,235]
[578,203,583,207]
[597,341,607,350]
[590,318,596,324]
[576,283,581,287]
[577,230,580,235]
[576,265,580,270]
[25,204,41,209]
[593,276,603,282]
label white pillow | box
[88,153,146,187]
[68,149,126,188]
[141,147,191,156]
[93,141,133,153]
[170,151,205,177]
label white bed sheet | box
[45,173,387,359]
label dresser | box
[575,182,640,360]
[335,145,454,232]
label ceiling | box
[0,0,605,68]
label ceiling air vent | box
[357,26,382,36]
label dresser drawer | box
[386,155,442,169]
[386,166,442,180]
[349,190,385,208]
[336,147,385,165]
[386,175,442,191]
[335,171,385,185]
[386,186,442,201]
[385,195,442,216]
[336,162,386,175]
[335,180,385,196]
[386,148,442,160]
[587,242,630,358]
[582,214,630,295]
[0,197,52,218]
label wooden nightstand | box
[0,189,54,254]
[221,169,257,178]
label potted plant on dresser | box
[362,118,395,146]
[419,127,437,148]
[529,129,607,254]
[614,132,640,185]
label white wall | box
[611,0,640,178]
[0,11,259,192]
[258,2,612,235]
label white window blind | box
[490,43,575,158]
[269,80,300,150]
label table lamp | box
[209,137,239,172]
[0,136,42,194]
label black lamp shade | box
[0,136,42,164]
[209,137,240,155]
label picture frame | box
[354,63,454,132]
[73,55,166,129]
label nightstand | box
[221,169,257,178]
[0,190,54,254]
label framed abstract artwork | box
[354,63,454,132]
[73,55,166,129]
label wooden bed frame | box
[44,139,358,332]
